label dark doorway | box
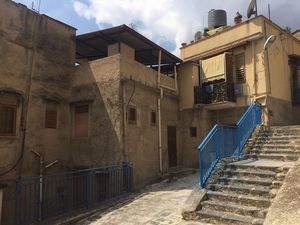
[167,126,177,167]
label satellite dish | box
[263,35,277,51]
[247,0,257,18]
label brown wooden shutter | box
[45,102,57,129]
[74,104,89,138]
[151,111,156,125]
[128,107,137,124]
[0,104,16,136]
[235,53,246,84]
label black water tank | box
[208,9,227,30]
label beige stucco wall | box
[178,62,199,110]
[0,0,75,179]
[178,16,300,126]
[71,55,125,168]
[180,16,264,61]
[0,1,76,224]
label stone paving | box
[75,173,208,225]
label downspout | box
[263,20,272,95]
[157,50,163,174]
[121,80,128,161]
[18,12,40,176]
[252,41,258,97]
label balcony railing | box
[194,82,235,105]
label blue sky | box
[12,0,300,55]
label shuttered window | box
[190,127,197,137]
[151,111,157,126]
[235,53,246,84]
[128,106,137,124]
[0,104,16,136]
[45,102,57,129]
[74,104,89,138]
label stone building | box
[180,15,300,126]
[0,0,208,193]
[2,0,300,224]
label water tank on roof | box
[208,9,227,30]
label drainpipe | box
[121,81,128,161]
[157,50,163,174]
[252,41,258,97]
[174,65,178,91]
[32,150,59,221]
[263,20,272,95]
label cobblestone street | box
[75,173,207,225]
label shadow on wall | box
[70,56,125,168]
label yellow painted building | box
[178,15,300,125]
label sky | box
[13,0,300,55]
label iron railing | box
[194,82,235,104]
[198,102,262,187]
[14,162,133,225]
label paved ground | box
[75,173,208,225]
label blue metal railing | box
[198,101,262,187]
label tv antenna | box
[247,0,258,18]
[31,0,42,13]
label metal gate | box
[14,163,133,225]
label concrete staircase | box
[195,125,300,225]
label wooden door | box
[167,126,177,167]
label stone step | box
[201,200,266,219]
[207,191,271,207]
[196,209,264,225]
[222,169,277,179]
[267,125,300,130]
[248,153,299,161]
[207,183,271,198]
[258,129,300,134]
[249,136,300,140]
[247,140,295,145]
[225,164,290,174]
[249,145,300,150]
[249,149,300,155]
[218,177,282,188]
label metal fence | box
[194,82,235,105]
[198,101,262,187]
[14,162,133,225]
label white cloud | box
[73,0,300,55]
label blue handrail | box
[198,101,262,187]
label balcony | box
[194,82,236,110]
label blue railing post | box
[15,176,21,225]
[199,149,203,187]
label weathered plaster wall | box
[179,108,212,168]
[178,63,199,110]
[180,16,264,60]
[0,1,76,224]
[71,55,125,168]
[0,0,75,179]
[123,82,160,188]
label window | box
[151,111,157,126]
[235,53,246,84]
[0,104,17,136]
[45,102,57,129]
[128,106,137,124]
[73,104,89,138]
[190,127,197,137]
